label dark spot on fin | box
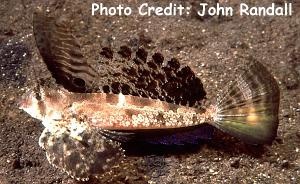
[177,66,194,79]
[100,47,113,59]
[122,67,137,76]
[111,82,121,94]
[167,58,180,71]
[136,48,148,62]
[120,84,131,95]
[146,61,158,70]
[152,52,164,66]
[102,85,110,93]
[73,78,86,88]
[118,46,132,59]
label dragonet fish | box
[18,9,280,180]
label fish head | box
[19,86,68,122]
[19,86,47,120]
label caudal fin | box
[210,61,280,144]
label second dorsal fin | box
[97,45,206,107]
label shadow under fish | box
[18,9,280,181]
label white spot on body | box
[125,121,131,127]
[117,93,126,107]
[132,120,138,127]
[68,118,87,141]
[144,117,150,126]
[109,116,115,125]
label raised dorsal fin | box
[33,10,98,92]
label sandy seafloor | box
[0,0,299,183]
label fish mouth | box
[18,93,32,110]
[18,98,28,110]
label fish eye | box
[35,92,42,101]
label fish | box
[18,9,280,180]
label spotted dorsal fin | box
[96,46,206,107]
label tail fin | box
[210,61,280,144]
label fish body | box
[20,58,280,145]
[18,9,280,180]
[19,60,280,181]
[20,86,214,141]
